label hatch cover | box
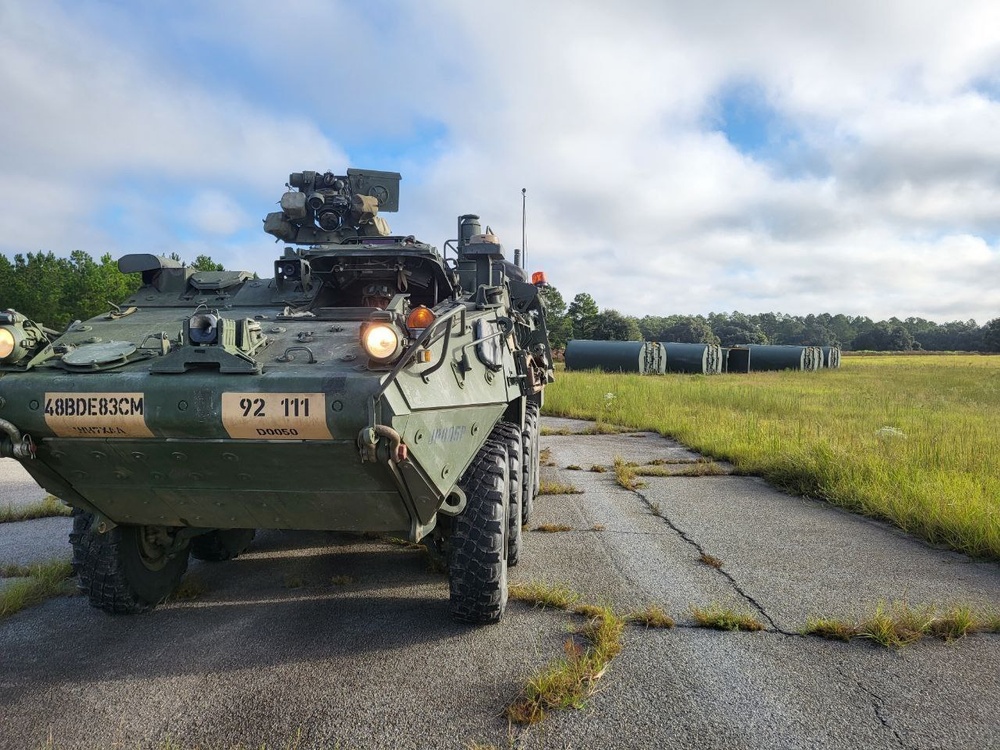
[62,341,137,367]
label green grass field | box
[543,355,1000,560]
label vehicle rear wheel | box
[74,518,190,614]
[191,529,256,561]
[492,421,524,567]
[523,402,541,524]
[448,440,509,624]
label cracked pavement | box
[1,418,999,749]
[521,418,1000,749]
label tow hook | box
[358,425,408,463]
[0,418,36,460]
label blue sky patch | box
[715,82,778,155]
[707,81,831,180]
[343,118,449,178]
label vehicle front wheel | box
[448,440,509,624]
[74,518,190,614]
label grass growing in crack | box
[0,560,74,618]
[572,603,607,619]
[671,462,729,477]
[925,606,977,641]
[0,563,39,578]
[804,602,995,647]
[578,606,625,661]
[578,424,629,435]
[591,524,606,532]
[857,604,929,647]
[627,605,676,629]
[507,606,625,725]
[633,462,728,478]
[698,552,723,569]
[802,617,857,641]
[540,427,571,436]
[565,464,582,471]
[613,456,644,491]
[980,610,1000,633]
[533,524,573,533]
[649,501,662,516]
[0,496,72,523]
[690,604,766,632]
[539,448,554,466]
[589,464,607,473]
[538,480,584,495]
[541,424,628,436]
[509,581,579,610]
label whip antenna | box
[521,188,527,269]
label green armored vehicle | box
[0,168,553,624]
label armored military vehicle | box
[0,168,553,624]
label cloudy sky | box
[3,0,1000,323]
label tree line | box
[0,251,224,331]
[540,288,1000,353]
[2,250,998,352]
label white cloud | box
[0,0,346,261]
[1,0,999,323]
[185,191,251,237]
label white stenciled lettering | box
[430,425,468,444]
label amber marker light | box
[406,306,436,332]
[531,271,548,286]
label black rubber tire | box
[492,421,524,567]
[69,508,92,577]
[190,529,256,562]
[448,440,509,624]
[523,402,541,524]
[75,522,190,614]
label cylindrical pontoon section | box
[565,340,666,374]
[744,344,821,371]
[661,343,724,374]
[821,346,842,368]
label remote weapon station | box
[0,169,554,624]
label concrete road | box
[0,457,48,512]
[1,418,999,749]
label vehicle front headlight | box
[361,323,403,362]
[0,326,24,362]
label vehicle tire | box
[69,508,92,577]
[190,529,256,562]
[523,402,541,524]
[448,440,509,624]
[492,421,523,567]
[76,522,190,614]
